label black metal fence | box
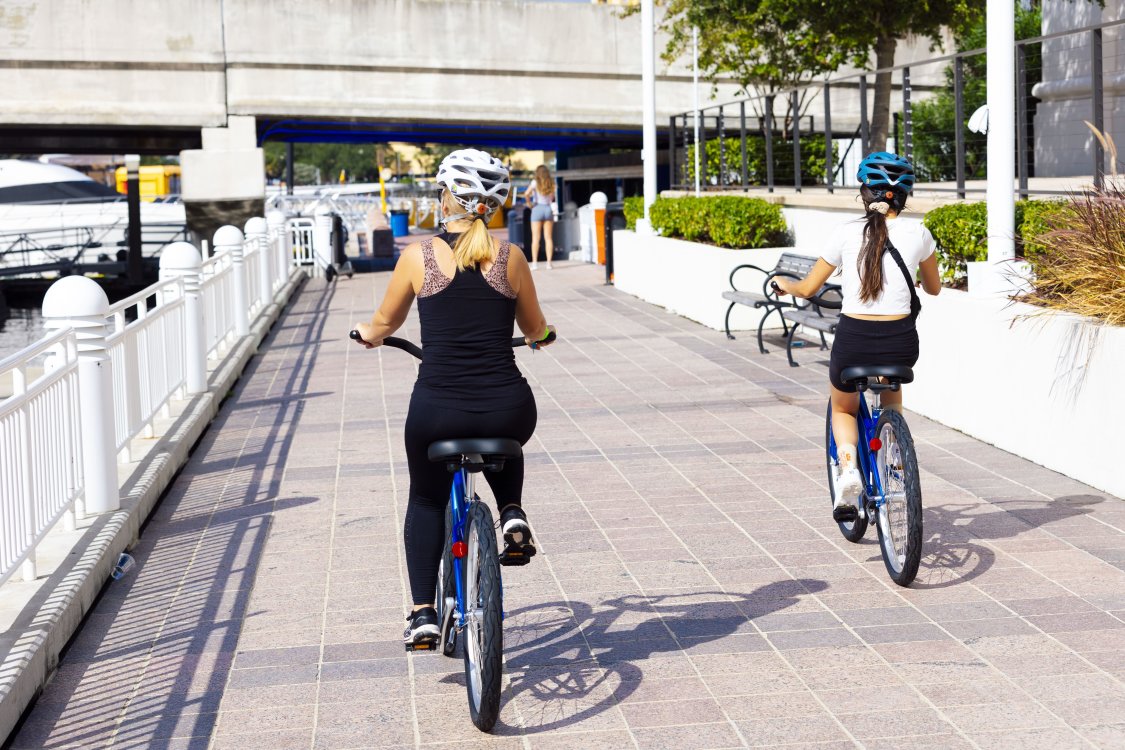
[670,17,1125,199]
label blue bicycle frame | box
[449,470,471,628]
[829,394,888,508]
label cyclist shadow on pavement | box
[895,493,1107,589]
[450,578,828,734]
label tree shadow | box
[443,579,830,734]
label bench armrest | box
[728,264,770,291]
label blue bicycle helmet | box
[857,151,915,193]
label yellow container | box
[115,165,183,202]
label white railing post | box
[314,205,333,278]
[43,277,118,515]
[214,225,250,337]
[245,216,271,313]
[160,242,207,395]
[267,209,288,288]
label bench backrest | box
[776,252,818,277]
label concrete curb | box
[0,269,307,742]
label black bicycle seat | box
[841,365,915,392]
[427,438,523,473]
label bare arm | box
[919,252,941,295]
[352,244,419,347]
[508,245,555,346]
[774,259,837,299]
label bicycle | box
[826,365,923,587]
[348,329,554,732]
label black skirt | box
[829,315,919,393]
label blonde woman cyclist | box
[774,152,941,521]
[522,164,556,269]
[352,149,556,647]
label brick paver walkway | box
[11,262,1125,749]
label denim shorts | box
[530,204,554,222]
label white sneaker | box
[833,465,862,522]
[531,263,538,270]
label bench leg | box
[724,302,737,340]
[785,323,802,367]
[757,305,780,354]
[819,331,829,350]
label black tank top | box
[414,233,533,411]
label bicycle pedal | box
[405,640,437,653]
[832,504,859,523]
[499,543,536,567]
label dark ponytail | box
[857,185,908,303]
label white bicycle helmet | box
[436,149,511,225]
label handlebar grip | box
[513,330,557,348]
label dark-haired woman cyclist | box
[775,152,941,521]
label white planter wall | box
[907,289,1125,499]
[612,231,786,331]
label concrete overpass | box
[0,0,950,155]
[0,0,744,153]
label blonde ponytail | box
[452,219,495,271]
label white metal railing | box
[201,251,237,360]
[0,329,82,584]
[106,278,186,461]
[287,217,316,266]
[0,212,305,587]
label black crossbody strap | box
[885,241,921,321]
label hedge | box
[624,195,788,249]
[922,199,1067,281]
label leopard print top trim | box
[484,241,516,299]
[418,239,453,298]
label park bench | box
[779,286,843,367]
[722,252,823,353]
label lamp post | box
[984,0,1016,294]
[638,0,658,235]
[693,26,701,197]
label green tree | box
[649,0,983,151]
[263,143,404,184]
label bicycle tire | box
[462,502,503,731]
[873,410,923,586]
[826,399,867,542]
[435,504,457,657]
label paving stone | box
[9,263,1124,750]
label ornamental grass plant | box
[1024,184,1125,326]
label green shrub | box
[922,199,1065,281]
[623,196,644,230]
[683,134,827,187]
[643,195,787,249]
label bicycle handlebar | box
[349,329,556,361]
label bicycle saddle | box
[427,438,523,473]
[841,365,914,392]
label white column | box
[160,242,207,395]
[214,225,250,337]
[266,209,288,290]
[693,25,701,197]
[245,216,271,314]
[313,205,334,276]
[638,0,658,235]
[43,277,118,514]
[984,0,1016,293]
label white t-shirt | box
[820,219,936,316]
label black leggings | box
[403,390,537,605]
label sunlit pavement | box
[11,262,1125,749]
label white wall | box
[613,231,785,331]
[907,290,1125,499]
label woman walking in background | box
[523,164,556,269]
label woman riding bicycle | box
[774,152,941,521]
[351,149,556,647]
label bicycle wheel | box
[435,504,457,657]
[462,501,503,731]
[826,400,867,542]
[873,410,923,586]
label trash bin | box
[389,209,410,237]
[507,206,532,260]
